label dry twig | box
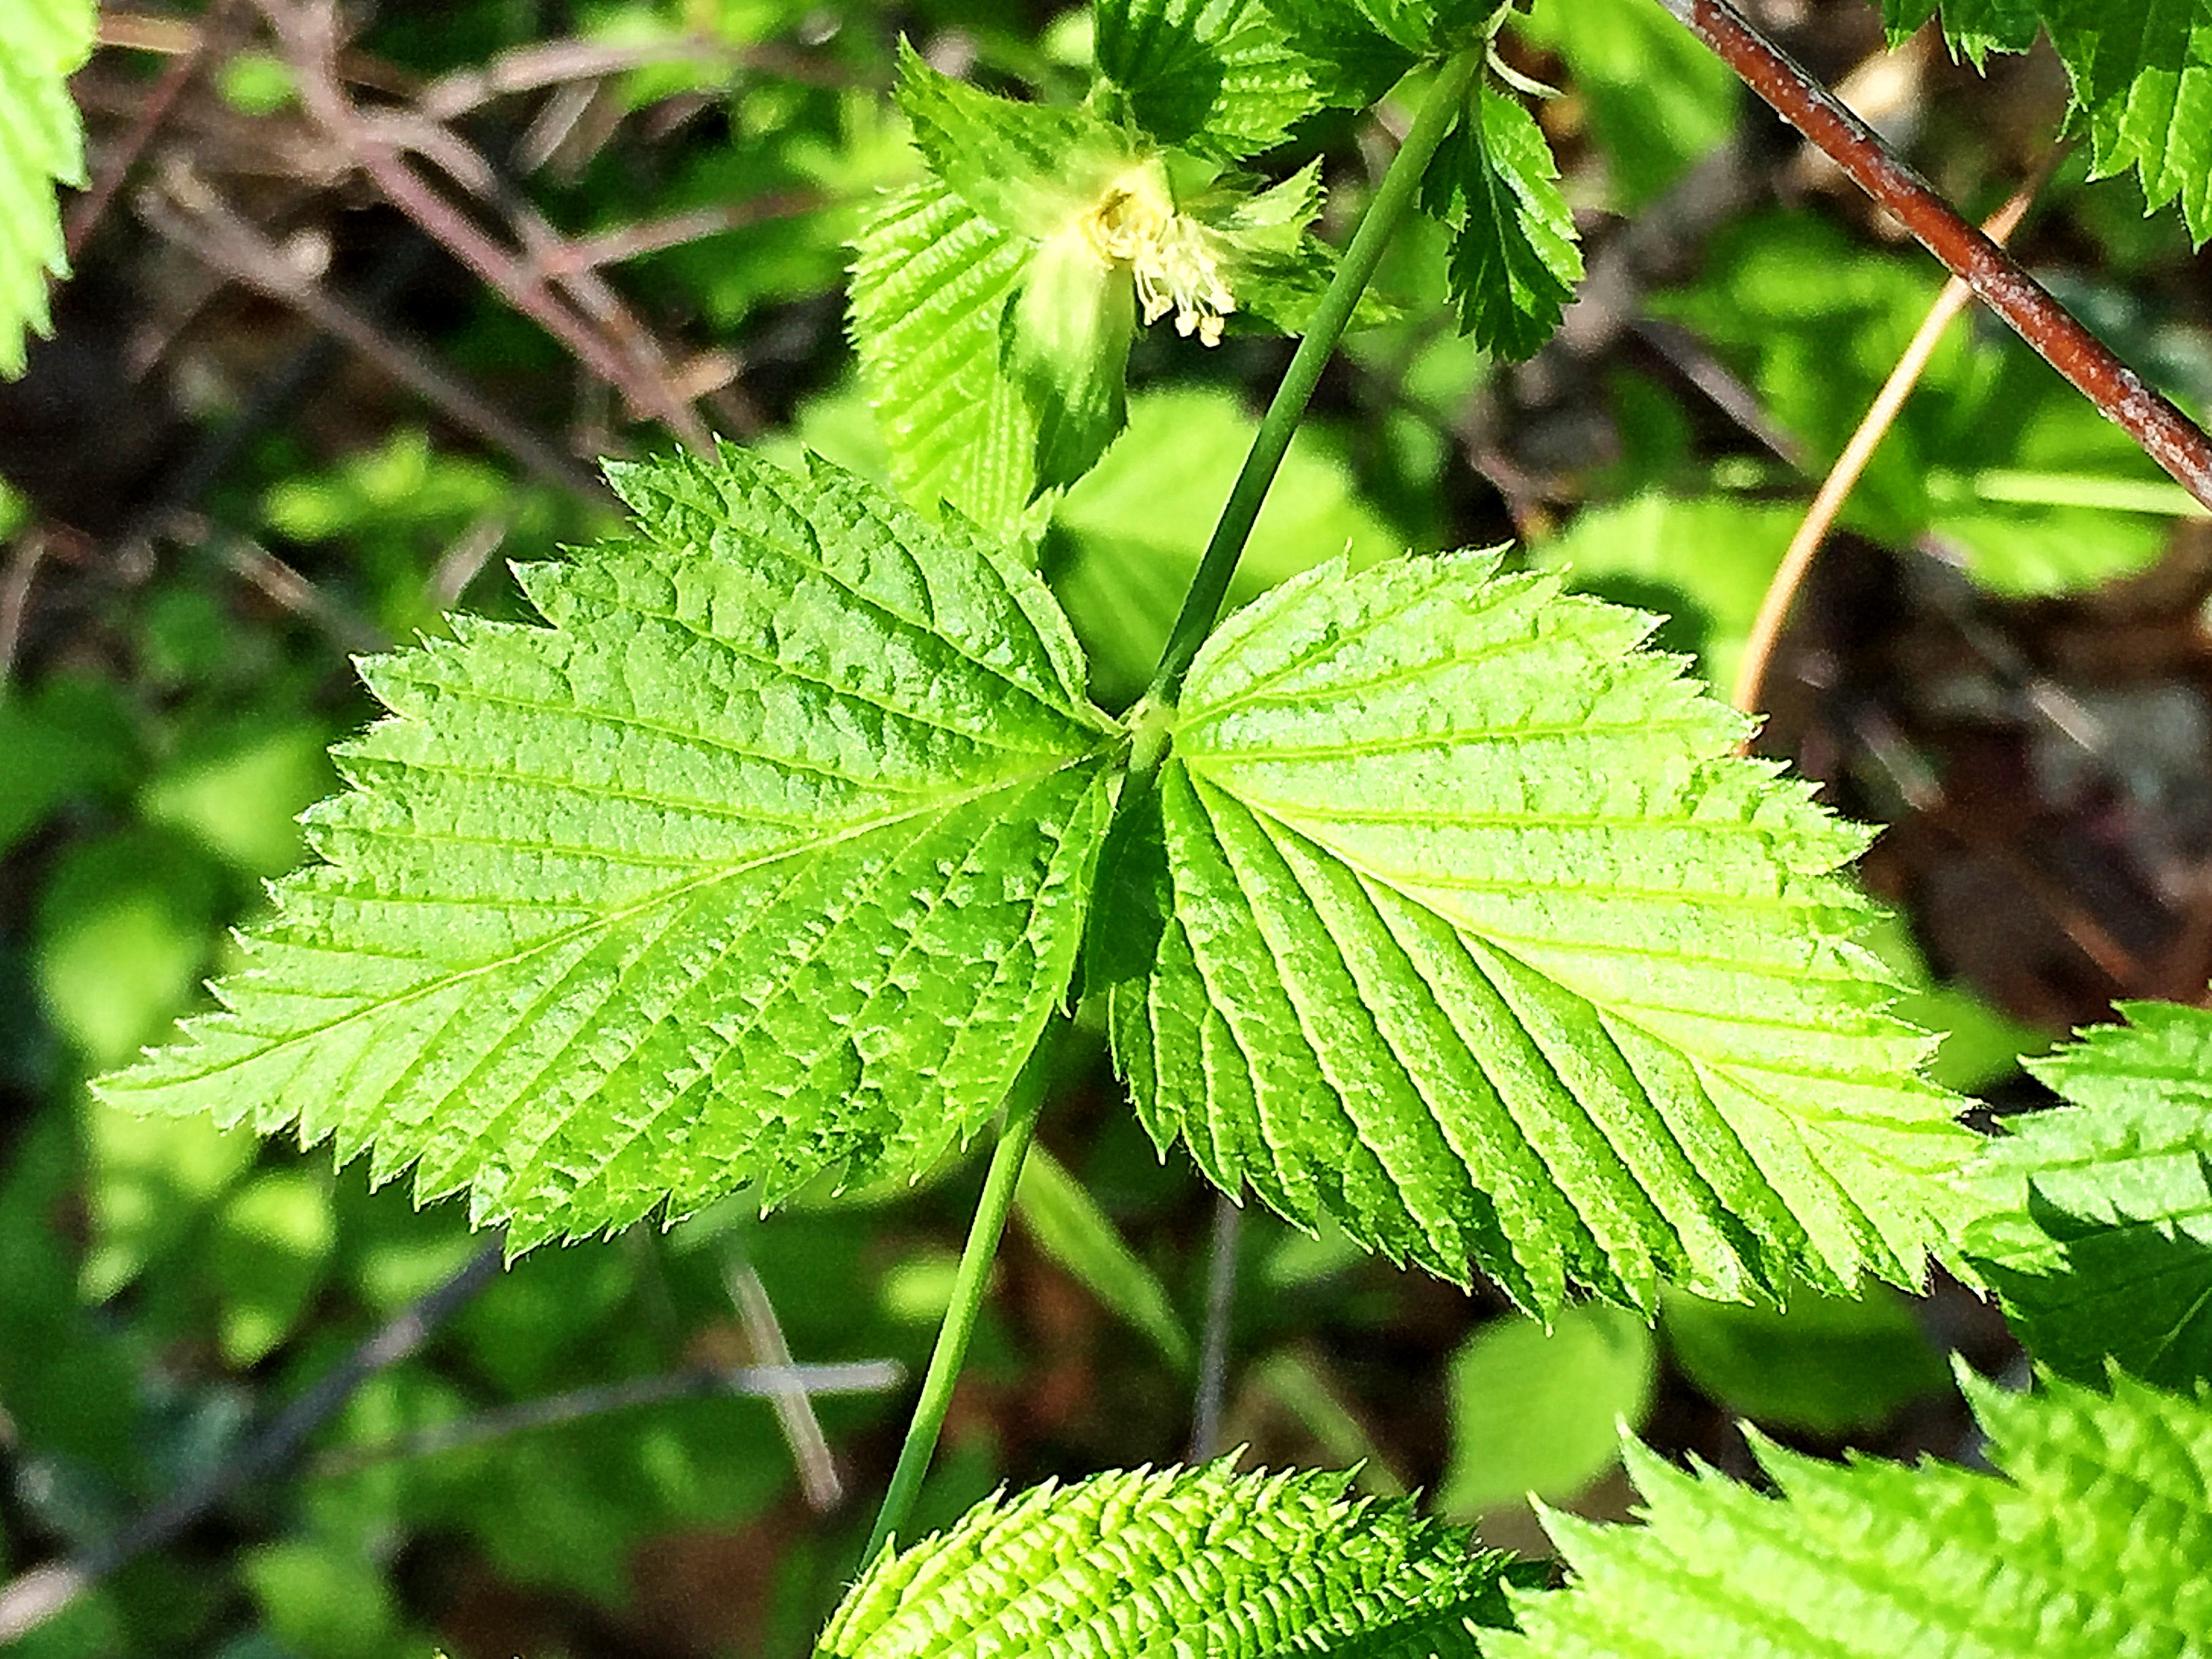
[139,162,609,504]
[261,0,713,449]
[1732,170,2050,721]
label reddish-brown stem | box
[1652,0,2212,514]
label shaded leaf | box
[1964,1001,2212,1389]
[1660,1278,1947,1433]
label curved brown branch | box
[1731,167,2050,724]
[1652,0,2212,514]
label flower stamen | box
[1080,174,1235,348]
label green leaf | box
[98,448,1117,1252]
[850,179,1040,529]
[1884,0,2041,66]
[816,1461,1521,1658]
[1008,218,1138,495]
[1437,1303,1656,1515]
[2043,0,2212,243]
[1655,212,2179,595]
[1014,1144,1193,1366]
[1431,88,1583,360]
[1266,0,1420,108]
[1490,1368,2212,1659]
[1107,551,1972,1312]
[1659,1277,1947,1433]
[1530,493,1802,693]
[1047,385,1400,706]
[1888,2,2212,242]
[0,0,92,378]
[1311,0,1507,56]
[1092,0,1325,157]
[1513,0,1738,209]
[1963,1002,2212,1389]
[896,46,1131,237]
[212,1167,338,1366]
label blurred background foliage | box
[3,0,2210,1654]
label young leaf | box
[849,180,1040,529]
[0,0,94,377]
[896,45,1130,236]
[1105,551,1972,1312]
[1491,1368,2212,1659]
[1430,88,1584,361]
[817,1461,1522,1658]
[98,448,1117,1251]
[1092,0,1324,158]
[1963,1001,2212,1389]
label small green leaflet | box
[849,181,1040,531]
[1882,0,2040,66]
[99,449,1117,1251]
[0,0,94,377]
[1426,87,1584,360]
[1104,551,1971,1312]
[1492,1368,2212,1659]
[1092,0,1326,159]
[816,1461,1523,1659]
[854,49,1330,518]
[1889,0,2212,242]
[1513,0,1738,209]
[1963,1001,2212,1390]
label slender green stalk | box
[861,1034,1056,1565]
[1142,45,1486,711]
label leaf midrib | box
[107,752,1106,1094]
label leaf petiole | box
[1141,43,1488,714]
[861,1027,1058,1567]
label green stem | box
[861,1034,1054,1566]
[1141,45,1486,712]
